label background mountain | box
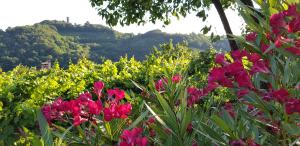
[0,20,229,71]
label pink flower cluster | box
[41,81,132,126]
[206,50,269,97]
[156,53,269,107]
[247,4,300,55]
[187,87,206,107]
[264,88,300,115]
[230,139,260,146]
[155,74,182,91]
[120,128,148,146]
[104,87,132,121]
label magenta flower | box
[270,12,286,35]
[284,4,299,17]
[107,88,125,101]
[93,81,104,98]
[187,87,204,107]
[88,100,103,115]
[229,139,246,146]
[103,101,132,121]
[272,88,290,103]
[245,32,257,42]
[215,54,227,65]
[171,74,182,83]
[231,50,249,61]
[286,47,300,55]
[234,70,253,88]
[120,128,148,146]
[250,60,270,74]
[73,115,88,126]
[285,98,300,114]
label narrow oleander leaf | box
[37,109,53,146]
[211,115,232,135]
[127,110,149,130]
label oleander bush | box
[1,1,300,146]
[0,42,221,145]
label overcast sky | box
[0,0,245,35]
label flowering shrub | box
[120,127,148,146]
[42,81,132,126]
[124,3,300,146]
[30,2,300,146]
[39,81,135,145]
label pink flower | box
[73,115,88,126]
[146,117,156,125]
[155,78,167,91]
[149,129,156,137]
[250,60,270,74]
[78,92,92,104]
[288,17,300,33]
[245,32,257,42]
[225,61,244,75]
[208,67,226,83]
[103,107,114,121]
[41,105,53,123]
[187,87,204,106]
[231,50,249,61]
[234,70,253,88]
[203,82,219,94]
[272,88,290,103]
[260,43,270,53]
[88,100,102,115]
[286,47,300,55]
[117,103,132,119]
[247,139,260,146]
[270,12,286,35]
[120,128,148,146]
[237,89,249,98]
[186,123,193,133]
[93,81,104,98]
[285,98,300,114]
[247,53,261,63]
[107,88,125,100]
[215,54,227,65]
[284,4,299,17]
[192,142,198,146]
[103,102,132,121]
[224,102,235,117]
[230,139,246,146]
[171,74,182,83]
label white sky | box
[0,0,245,35]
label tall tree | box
[212,0,238,50]
[89,0,243,50]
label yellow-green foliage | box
[0,42,218,145]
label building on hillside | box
[41,60,51,70]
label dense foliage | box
[0,43,220,145]
[0,24,89,71]
[1,1,300,146]
[0,20,229,71]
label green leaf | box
[211,115,232,135]
[104,122,113,140]
[32,135,44,146]
[37,109,53,146]
[68,143,90,146]
[127,110,149,129]
[155,92,179,133]
[195,122,227,145]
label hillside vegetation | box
[0,20,229,71]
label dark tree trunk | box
[241,0,260,24]
[212,0,239,51]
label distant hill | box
[0,20,229,71]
